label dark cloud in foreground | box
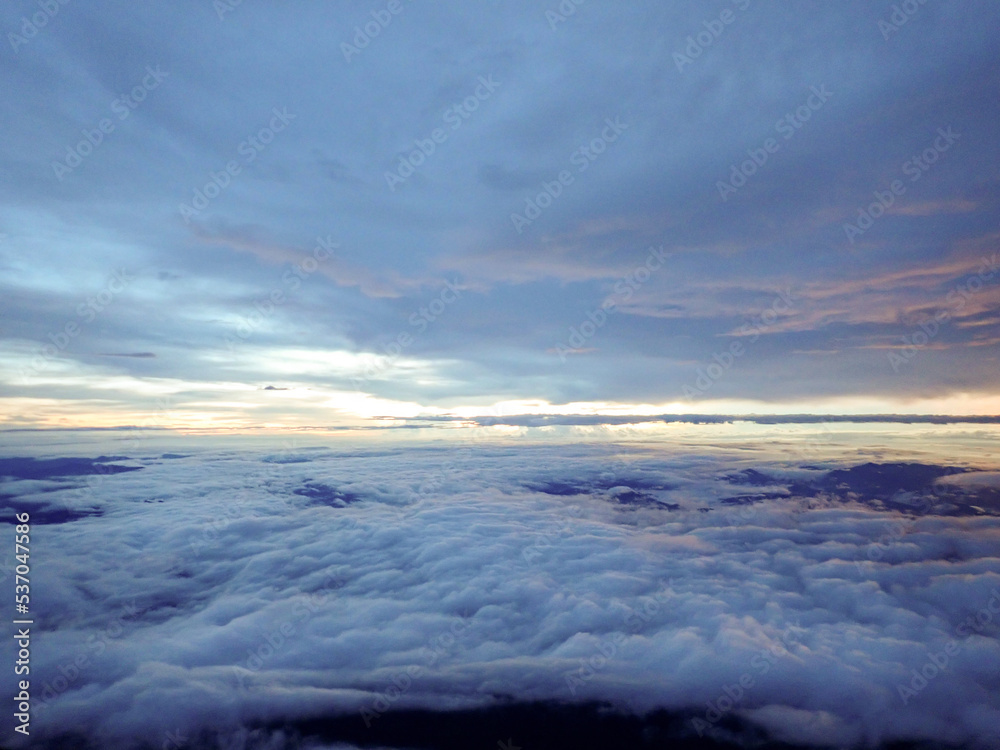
[37,701,973,750]
[1,428,998,749]
[0,456,140,480]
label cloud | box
[889,198,980,216]
[3,430,999,749]
[1,1,999,422]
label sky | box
[1,0,999,429]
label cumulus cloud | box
[2,427,999,749]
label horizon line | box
[2,413,999,433]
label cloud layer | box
[2,425,999,748]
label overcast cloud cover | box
[0,425,999,748]
[1,0,999,428]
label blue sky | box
[1,0,998,428]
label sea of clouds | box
[1,427,999,749]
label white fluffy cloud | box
[2,428,999,749]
